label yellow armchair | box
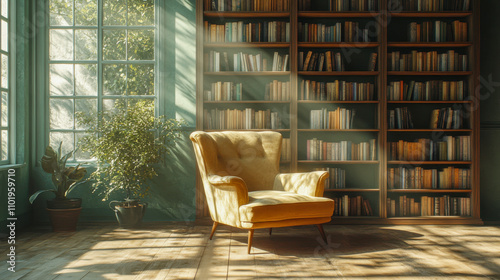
[190,131,335,253]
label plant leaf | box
[29,189,57,204]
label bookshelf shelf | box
[388,71,473,76]
[299,71,379,76]
[197,0,480,225]
[388,189,472,193]
[298,12,381,18]
[387,161,472,165]
[388,42,473,48]
[298,42,379,48]
[388,12,472,18]
[204,42,291,48]
[204,11,291,18]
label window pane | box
[75,132,92,160]
[75,98,97,129]
[1,130,7,161]
[103,64,126,95]
[75,0,97,26]
[1,54,7,89]
[1,20,7,52]
[1,91,6,127]
[49,132,75,156]
[128,0,154,26]
[50,98,74,129]
[127,64,154,96]
[1,0,8,19]
[103,30,126,60]
[50,0,73,26]
[127,29,154,60]
[50,29,74,60]
[50,64,74,96]
[75,29,97,60]
[75,64,97,96]
[103,0,126,26]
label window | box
[48,0,155,160]
[0,0,11,164]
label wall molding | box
[480,121,500,130]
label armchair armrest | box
[273,171,329,197]
[208,175,249,207]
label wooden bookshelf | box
[196,0,481,224]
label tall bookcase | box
[195,0,482,225]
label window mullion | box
[97,0,103,113]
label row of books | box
[299,0,378,11]
[298,22,372,43]
[205,0,290,11]
[407,21,468,43]
[387,80,466,101]
[387,195,471,217]
[203,108,282,129]
[389,0,470,11]
[265,80,290,101]
[299,51,344,72]
[388,50,468,71]
[388,166,471,189]
[315,167,346,189]
[306,138,377,161]
[310,108,356,129]
[205,51,289,72]
[281,138,291,161]
[388,107,414,129]
[331,195,374,216]
[204,21,290,43]
[300,80,375,101]
[388,136,471,161]
[430,107,463,129]
[205,82,243,101]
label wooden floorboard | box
[1,224,500,279]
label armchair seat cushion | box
[239,190,335,223]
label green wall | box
[30,0,198,224]
[0,0,31,234]
[480,0,500,222]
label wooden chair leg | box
[209,222,219,240]
[269,228,272,235]
[247,229,254,254]
[316,224,327,244]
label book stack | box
[310,108,356,129]
[388,107,414,129]
[301,80,375,101]
[299,0,378,11]
[387,196,421,217]
[306,138,377,160]
[315,167,346,189]
[203,108,282,129]
[332,195,374,216]
[420,195,471,216]
[205,51,288,72]
[298,22,371,42]
[388,50,468,71]
[407,21,468,42]
[388,166,471,189]
[265,80,290,101]
[387,80,465,101]
[299,50,345,71]
[281,138,291,162]
[389,0,470,11]
[429,107,463,129]
[204,81,243,101]
[388,136,471,161]
[204,21,290,43]
[205,0,290,11]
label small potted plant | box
[76,101,183,228]
[29,143,88,232]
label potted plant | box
[29,143,88,232]
[76,101,183,228]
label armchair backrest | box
[190,131,282,192]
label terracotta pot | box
[46,208,82,232]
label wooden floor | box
[1,223,500,279]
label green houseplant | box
[76,101,183,228]
[29,143,88,231]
